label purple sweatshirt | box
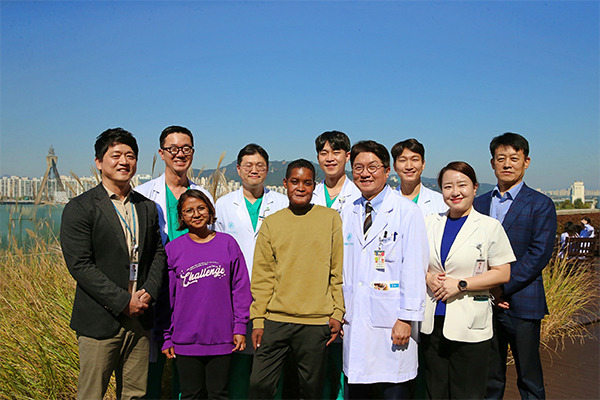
[161,232,252,356]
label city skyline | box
[1,1,598,190]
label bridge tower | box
[34,146,66,204]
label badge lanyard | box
[336,196,347,214]
[113,202,139,284]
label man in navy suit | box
[473,132,556,399]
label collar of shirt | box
[103,184,133,203]
[359,185,389,217]
[491,180,524,202]
[491,181,524,223]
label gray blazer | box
[60,184,166,339]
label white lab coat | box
[341,187,428,384]
[312,176,362,215]
[396,184,448,218]
[134,173,214,245]
[214,187,288,277]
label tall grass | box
[540,253,599,351]
[0,228,80,399]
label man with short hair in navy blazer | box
[473,132,556,399]
[61,128,166,400]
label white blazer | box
[341,187,428,384]
[214,187,288,277]
[312,176,362,215]
[421,209,515,343]
[134,173,214,245]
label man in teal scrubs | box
[135,125,214,399]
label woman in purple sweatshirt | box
[161,189,252,400]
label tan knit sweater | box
[250,205,345,329]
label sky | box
[1,1,598,190]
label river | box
[0,203,64,248]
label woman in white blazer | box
[420,161,515,400]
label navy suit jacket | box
[473,183,556,320]
[61,184,166,339]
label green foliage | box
[556,199,592,210]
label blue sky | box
[1,1,598,190]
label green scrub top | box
[166,184,188,241]
[245,196,264,231]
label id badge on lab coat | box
[473,259,486,276]
[374,250,385,271]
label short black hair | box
[437,161,478,189]
[391,138,425,162]
[582,217,591,224]
[237,143,269,165]
[315,131,351,153]
[285,159,315,180]
[160,125,194,148]
[94,128,138,160]
[177,189,216,229]
[490,132,529,158]
[350,140,390,168]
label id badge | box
[130,262,139,281]
[473,259,486,276]
[374,250,385,271]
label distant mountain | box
[193,161,495,194]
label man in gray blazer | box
[61,128,165,400]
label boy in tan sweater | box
[248,159,345,399]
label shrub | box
[540,253,599,351]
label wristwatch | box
[458,280,468,292]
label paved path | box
[504,322,599,399]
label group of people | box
[558,217,595,258]
[60,127,557,400]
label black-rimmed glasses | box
[162,146,194,156]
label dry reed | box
[540,253,599,351]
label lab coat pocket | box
[342,285,353,323]
[368,288,400,329]
[468,295,491,330]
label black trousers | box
[347,381,414,400]
[486,310,545,399]
[421,316,491,399]
[248,320,330,399]
[176,354,232,400]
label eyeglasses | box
[352,164,384,174]
[181,206,208,216]
[240,163,267,172]
[162,145,194,156]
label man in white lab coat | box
[341,140,428,399]
[214,143,288,398]
[312,130,361,215]
[134,125,213,399]
[391,138,447,218]
[135,125,214,244]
